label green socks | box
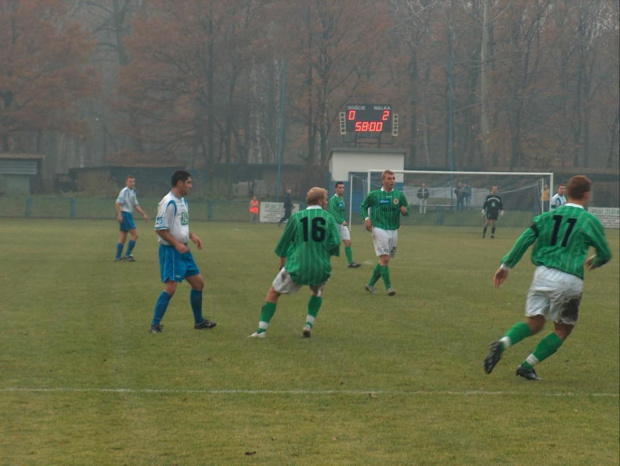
[498,322,564,370]
[380,265,391,289]
[345,246,354,264]
[522,333,563,370]
[501,322,532,350]
[305,295,323,328]
[368,264,381,286]
[368,264,392,289]
[257,302,277,333]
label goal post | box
[349,169,554,228]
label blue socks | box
[152,289,204,325]
[190,289,203,324]
[125,240,136,256]
[115,243,123,260]
[152,292,172,325]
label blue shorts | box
[159,245,201,283]
[119,212,136,231]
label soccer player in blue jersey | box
[484,175,611,381]
[115,175,149,261]
[149,170,216,333]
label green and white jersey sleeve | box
[501,203,612,279]
[328,194,346,224]
[360,189,409,230]
[275,206,340,286]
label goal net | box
[348,170,554,228]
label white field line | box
[1,387,618,397]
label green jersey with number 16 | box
[275,206,341,286]
[501,203,611,279]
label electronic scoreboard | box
[345,104,392,133]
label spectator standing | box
[464,182,472,211]
[249,196,259,223]
[455,182,465,212]
[540,184,550,212]
[417,182,430,214]
[278,188,293,226]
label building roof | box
[0,153,45,160]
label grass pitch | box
[1,219,618,465]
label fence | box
[2,195,617,229]
[0,196,270,222]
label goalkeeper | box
[482,186,503,239]
[484,175,611,381]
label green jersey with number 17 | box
[275,206,341,286]
[501,203,611,279]
[360,188,409,230]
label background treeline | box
[1,0,618,187]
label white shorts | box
[337,224,351,241]
[372,227,398,257]
[272,267,326,297]
[525,266,583,325]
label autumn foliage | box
[0,0,100,151]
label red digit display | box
[345,104,392,133]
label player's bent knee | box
[164,281,178,295]
[554,323,574,340]
[187,275,205,291]
[266,287,280,302]
[526,315,546,334]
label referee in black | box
[482,186,503,238]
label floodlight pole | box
[448,25,455,208]
[276,57,287,202]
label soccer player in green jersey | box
[329,182,361,268]
[360,170,409,296]
[249,187,341,339]
[484,175,612,381]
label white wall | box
[329,151,405,182]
